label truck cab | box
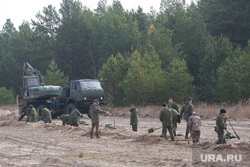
[62,79,107,116]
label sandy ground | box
[0,109,250,167]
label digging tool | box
[188,131,192,144]
[226,116,240,140]
[148,127,161,133]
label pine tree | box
[43,59,69,87]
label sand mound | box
[134,135,167,145]
[0,111,19,126]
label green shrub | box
[0,87,16,105]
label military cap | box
[130,104,134,107]
[93,99,99,103]
[220,108,226,113]
[29,104,33,107]
[188,97,193,101]
[162,103,167,107]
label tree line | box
[0,0,249,105]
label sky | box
[0,0,193,30]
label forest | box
[0,0,249,105]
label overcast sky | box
[0,0,193,29]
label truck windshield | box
[80,81,102,90]
[27,78,39,87]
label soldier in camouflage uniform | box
[168,98,179,113]
[170,109,180,136]
[160,104,175,141]
[180,97,193,139]
[61,114,72,126]
[130,104,138,132]
[27,105,37,122]
[42,107,52,123]
[216,108,228,144]
[90,99,109,139]
[189,112,201,143]
[70,109,81,127]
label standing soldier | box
[42,107,52,123]
[170,109,180,136]
[70,109,81,127]
[216,108,228,144]
[160,104,175,141]
[89,99,109,139]
[168,98,179,113]
[189,112,201,143]
[129,104,138,132]
[180,97,193,139]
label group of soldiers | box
[25,98,229,144]
[129,97,229,144]
[26,105,52,123]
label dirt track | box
[0,110,250,167]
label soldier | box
[42,107,52,123]
[180,97,193,139]
[170,109,180,136]
[70,109,81,127]
[26,104,37,122]
[129,104,138,132]
[168,98,179,113]
[61,114,72,126]
[216,108,228,144]
[89,99,109,139]
[189,112,201,143]
[160,104,175,141]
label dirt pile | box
[0,110,19,126]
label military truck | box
[17,63,106,121]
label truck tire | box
[66,103,76,115]
[60,86,70,102]
[37,105,46,121]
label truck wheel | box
[37,105,46,121]
[66,103,76,115]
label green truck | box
[17,63,106,121]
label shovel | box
[148,127,162,133]
[226,117,240,140]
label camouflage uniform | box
[61,114,72,126]
[130,108,138,132]
[180,101,193,139]
[216,114,227,144]
[170,109,180,136]
[90,104,106,138]
[189,112,201,143]
[42,108,52,123]
[70,109,81,127]
[168,102,179,113]
[160,108,175,141]
[29,107,37,122]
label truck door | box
[71,82,82,101]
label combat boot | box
[96,135,101,138]
[90,134,93,139]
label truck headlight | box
[84,97,87,100]
[100,97,103,100]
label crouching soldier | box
[189,112,201,143]
[160,104,175,141]
[42,107,52,123]
[130,104,138,132]
[27,104,37,122]
[215,108,228,144]
[170,109,180,136]
[70,109,81,127]
[90,99,110,139]
[61,114,72,126]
